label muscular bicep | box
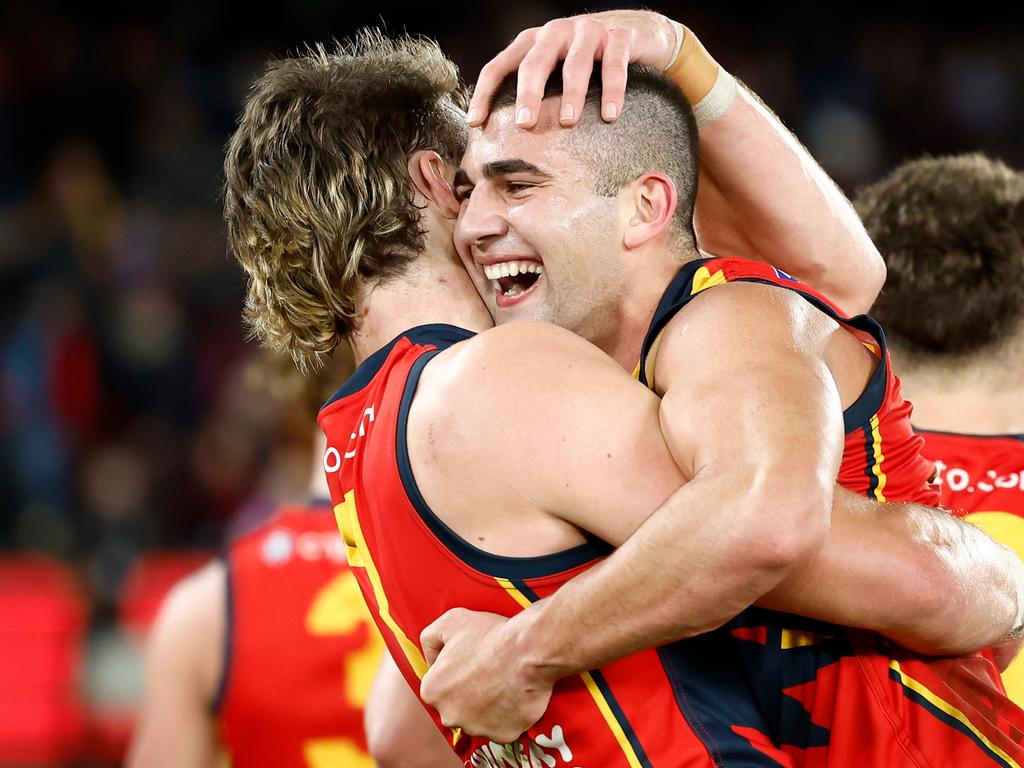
[655,283,845,501]
[412,322,686,550]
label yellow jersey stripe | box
[335,492,428,679]
[495,577,533,609]
[780,628,832,649]
[495,578,647,768]
[889,660,1019,768]
[868,415,888,502]
[579,671,645,768]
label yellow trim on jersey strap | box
[780,628,833,649]
[335,491,429,679]
[690,266,726,295]
[868,415,888,502]
[637,327,667,390]
[495,577,534,609]
[579,671,645,768]
[495,578,644,768]
[637,268,725,390]
[889,659,1020,768]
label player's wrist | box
[504,601,574,687]
[663,24,738,128]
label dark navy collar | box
[321,324,475,408]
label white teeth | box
[481,260,542,280]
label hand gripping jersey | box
[320,324,798,768]
[918,429,1024,704]
[214,503,383,768]
[635,256,1024,767]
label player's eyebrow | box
[453,159,553,189]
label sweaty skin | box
[408,17,1022,745]
[305,11,1024,761]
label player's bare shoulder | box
[407,321,666,515]
[654,279,838,390]
[147,560,226,700]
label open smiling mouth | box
[482,260,544,299]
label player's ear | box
[408,150,460,219]
[623,172,677,250]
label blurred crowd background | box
[0,0,1021,764]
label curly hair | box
[855,153,1024,360]
[224,30,468,370]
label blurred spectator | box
[0,2,1021,764]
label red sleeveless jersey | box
[920,429,1024,705]
[636,256,939,505]
[214,503,383,768]
[319,324,798,768]
[635,257,1024,767]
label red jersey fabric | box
[919,429,1024,705]
[319,324,796,768]
[214,503,382,768]
[636,256,939,506]
[637,256,1024,767]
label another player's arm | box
[126,562,225,768]
[509,285,847,674]
[466,10,884,315]
[365,655,460,768]
[762,487,1023,655]
[417,302,1023,740]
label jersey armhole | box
[394,350,611,580]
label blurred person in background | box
[856,152,1024,701]
[127,350,384,768]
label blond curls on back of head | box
[224,30,467,371]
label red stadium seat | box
[0,556,87,765]
[81,550,215,764]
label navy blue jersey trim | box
[589,670,656,768]
[508,579,540,603]
[208,552,232,716]
[887,666,1014,768]
[914,427,1024,442]
[637,258,712,388]
[322,324,475,408]
[862,423,881,500]
[511,583,654,768]
[395,350,611,580]
[639,260,890,435]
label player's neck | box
[599,248,694,373]
[348,255,493,366]
[898,344,1024,434]
[308,431,331,499]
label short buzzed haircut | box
[855,153,1024,361]
[225,30,468,371]
[490,65,700,251]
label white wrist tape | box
[692,67,738,128]
[663,18,685,71]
